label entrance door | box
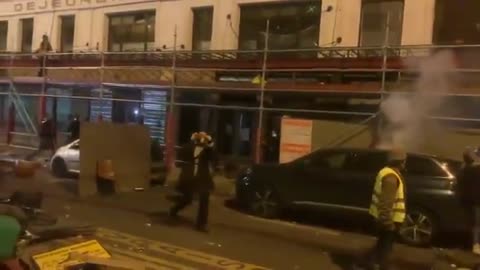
[60,16,75,52]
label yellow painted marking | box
[97,228,271,270]
[32,240,111,270]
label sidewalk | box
[67,187,480,270]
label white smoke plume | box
[377,50,457,151]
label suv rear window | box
[406,156,447,177]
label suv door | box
[338,150,388,209]
[292,150,349,206]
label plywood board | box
[79,122,150,197]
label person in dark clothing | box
[457,149,480,255]
[27,117,56,160]
[169,131,217,232]
[67,114,80,143]
[35,34,53,77]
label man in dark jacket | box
[26,116,56,160]
[67,114,80,143]
[169,132,217,232]
[457,149,480,255]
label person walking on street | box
[456,149,480,255]
[27,116,56,160]
[169,131,217,232]
[363,148,407,270]
[67,114,80,143]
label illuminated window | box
[239,1,321,50]
[108,11,155,52]
[359,0,404,46]
[0,21,7,51]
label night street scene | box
[2,0,480,269]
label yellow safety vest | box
[369,167,406,223]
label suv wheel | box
[249,187,280,219]
[52,158,67,178]
[399,209,436,246]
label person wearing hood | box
[457,149,480,255]
[169,131,217,232]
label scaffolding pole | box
[166,25,178,170]
[254,20,270,164]
[376,12,391,146]
[99,51,105,120]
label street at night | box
[1,169,478,270]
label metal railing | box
[1,31,480,161]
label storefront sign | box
[13,0,115,13]
[279,118,313,163]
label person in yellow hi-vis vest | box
[365,148,407,270]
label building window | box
[0,21,7,51]
[20,18,34,52]
[359,0,404,47]
[239,1,321,50]
[433,0,480,45]
[108,11,155,52]
[192,7,213,51]
[60,16,75,52]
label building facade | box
[0,0,440,53]
[0,0,479,162]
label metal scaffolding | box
[0,29,480,160]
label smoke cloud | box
[377,50,457,152]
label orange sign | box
[279,118,313,163]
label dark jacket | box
[457,163,480,206]
[67,119,80,141]
[176,143,217,194]
[39,119,54,137]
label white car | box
[50,139,80,177]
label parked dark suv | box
[235,147,466,246]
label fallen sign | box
[32,239,113,270]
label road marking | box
[96,228,271,270]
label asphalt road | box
[0,169,475,269]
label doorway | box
[60,16,75,52]
[217,110,254,158]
